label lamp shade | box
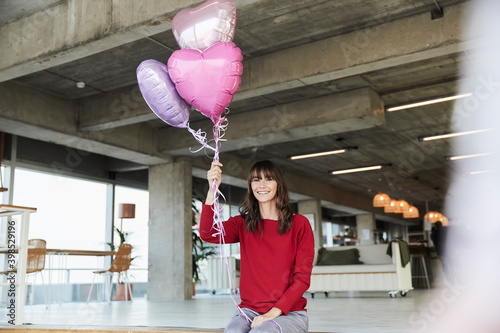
[394,200,409,214]
[373,192,391,207]
[384,199,398,213]
[438,215,449,226]
[118,203,136,219]
[403,205,419,218]
[424,211,442,223]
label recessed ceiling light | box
[387,93,472,112]
[76,81,86,88]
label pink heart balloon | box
[172,0,236,52]
[167,42,243,123]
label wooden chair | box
[1,239,48,308]
[87,243,132,303]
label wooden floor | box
[0,328,226,333]
[0,289,438,333]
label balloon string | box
[209,110,254,327]
[187,126,216,153]
[209,109,281,333]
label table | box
[46,249,116,256]
[44,249,116,304]
[0,247,117,308]
[0,204,37,326]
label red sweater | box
[200,203,315,315]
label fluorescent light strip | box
[448,152,494,161]
[421,128,492,141]
[290,149,347,160]
[331,165,382,175]
[387,93,473,112]
[470,170,494,175]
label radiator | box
[206,256,239,291]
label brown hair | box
[238,160,294,235]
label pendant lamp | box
[394,200,409,214]
[438,215,449,226]
[424,211,442,223]
[384,199,398,213]
[403,205,419,218]
[373,192,391,207]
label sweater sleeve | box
[274,215,315,315]
[199,202,240,244]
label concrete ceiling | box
[0,0,480,221]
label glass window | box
[114,185,149,283]
[0,165,6,195]
[14,168,107,250]
[12,168,108,284]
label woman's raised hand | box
[206,161,223,205]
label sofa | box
[308,242,413,298]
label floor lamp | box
[118,203,135,234]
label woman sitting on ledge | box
[200,160,315,333]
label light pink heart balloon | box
[172,0,236,52]
[167,42,243,123]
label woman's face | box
[250,172,278,204]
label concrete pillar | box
[297,200,323,248]
[148,160,192,300]
[356,213,376,245]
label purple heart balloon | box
[136,59,190,128]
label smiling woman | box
[201,160,314,333]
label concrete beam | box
[77,2,469,132]
[0,81,171,165]
[159,88,385,155]
[79,86,157,131]
[0,0,260,82]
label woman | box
[200,160,315,333]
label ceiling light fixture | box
[446,152,495,161]
[394,200,409,214]
[384,199,398,213]
[76,81,86,88]
[289,147,357,160]
[330,164,384,175]
[419,128,492,142]
[470,170,494,175]
[403,205,419,218]
[386,93,472,112]
[372,192,391,207]
[424,211,442,223]
[438,215,449,226]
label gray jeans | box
[225,307,308,333]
